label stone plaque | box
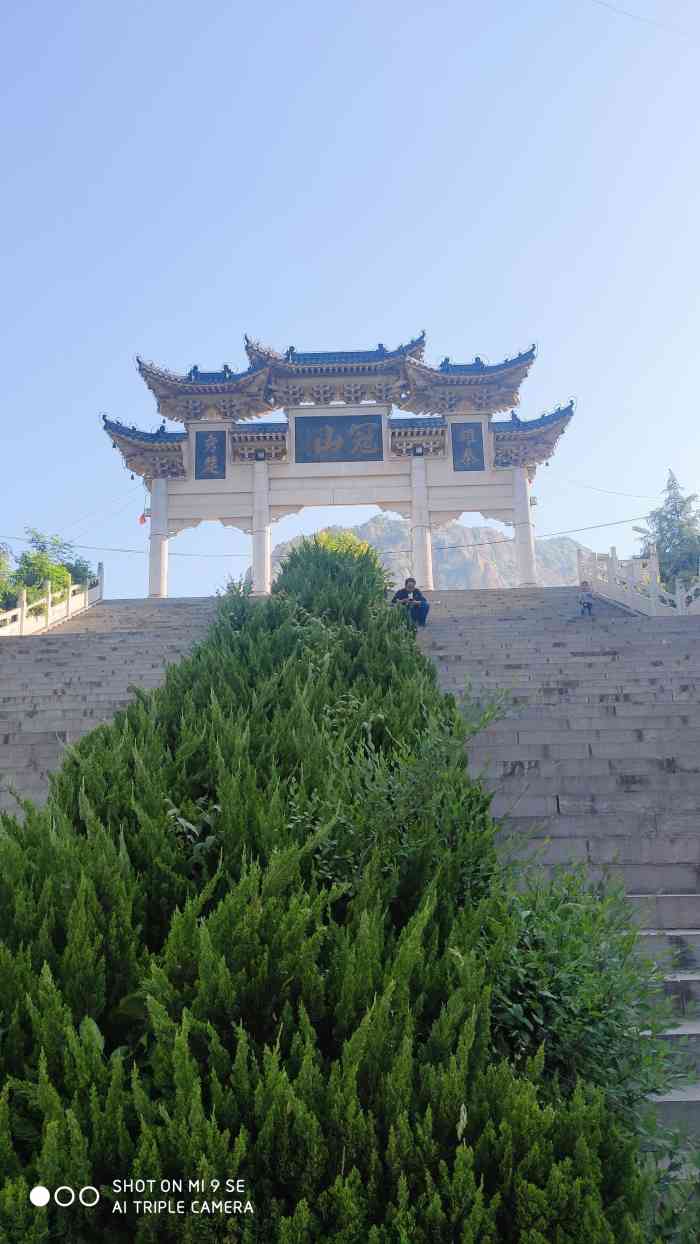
[451,422,485,472]
[295,414,383,463]
[195,430,226,480]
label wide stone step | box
[443,672,700,688]
[507,832,700,868]
[529,860,699,894]
[487,769,700,794]
[505,811,700,836]
[433,648,700,662]
[0,597,220,809]
[628,895,700,928]
[473,759,700,783]
[471,726,700,747]
[640,931,700,971]
[656,1024,700,1079]
[491,790,700,818]
[476,709,700,728]
[649,1085,700,1136]
[663,978,700,1013]
[656,1025,700,1074]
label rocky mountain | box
[248,514,587,590]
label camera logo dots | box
[29,1185,100,1208]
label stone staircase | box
[0,597,218,816]
[4,587,699,1136]
[420,586,700,1137]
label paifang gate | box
[104,332,574,596]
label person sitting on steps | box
[579,580,594,618]
[391,577,430,627]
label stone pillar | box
[252,458,272,594]
[513,467,537,586]
[18,588,27,636]
[410,454,434,590]
[149,478,169,598]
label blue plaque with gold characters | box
[451,422,485,472]
[195,429,226,480]
[295,414,383,464]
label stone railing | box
[0,563,104,636]
[578,546,700,618]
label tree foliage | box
[0,536,694,1240]
[636,472,700,588]
[0,529,95,611]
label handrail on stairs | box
[0,563,104,636]
[577,546,700,618]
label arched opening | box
[431,512,517,591]
[266,504,386,584]
[165,521,252,599]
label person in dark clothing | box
[391,577,430,627]
[579,580,594,617]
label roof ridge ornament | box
[136,334,539,419]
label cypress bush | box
[0,535,690,1241]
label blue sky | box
[2,0,699,598]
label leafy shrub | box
[488,869,679,1117]
[0,537,688,1240]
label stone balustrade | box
[578,546,700,617]
[0,563,104,636]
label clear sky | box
[2,0,699,598]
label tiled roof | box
[103,416,187,443]
[290,347,406,365]
[492,401,574,432]
[437,346,537,375]
[230,422,288,434]
[183,366,255,383]
[388,416,447,428]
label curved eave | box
[103,417,187,480]
[401,331,426,360]
[398,349,536,415]
[137,356,268,399]
[244,335,285,368]
[440,345,536,376]
[245,331,426,371]
[406,346,536,384]
[492,402,574,465]
[103,416,187,445]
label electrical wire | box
[586,0,689,35]
[69,490,147,540]
[560,480,661,500]
[60,484,143,533]
[0,511,654,559]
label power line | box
[0,512,653,560]
[61,484,143,533]
[586,0,689,35]
[561,480,661,500]
[383,513,652,557]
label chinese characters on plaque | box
[195,430,226,480]
[451,422,485,472]
[294,414,383,464]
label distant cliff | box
[248,514,586,589]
